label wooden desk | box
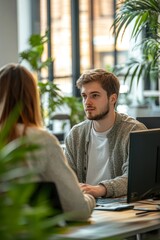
[54,201,160,240]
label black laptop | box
[29,181,63,216]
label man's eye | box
[82,95,86,99]
[92,94,99,98]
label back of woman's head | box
[0,63,42,130]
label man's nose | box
[84,96,92,105]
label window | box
[39,0,130,96]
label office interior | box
[1,0,160,138]
[1,0,160,239]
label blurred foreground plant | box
[0,108,68,239]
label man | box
[65,68,147,198]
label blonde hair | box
[0,63,43,141]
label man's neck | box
[93,111,116,132]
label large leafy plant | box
[19,32,63,124]
[112,0,160,91]
[19,32,52,78]
[19,32,84,130]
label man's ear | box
[110,93,117,105]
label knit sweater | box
[17,125,95,221]
[65,112,147,197]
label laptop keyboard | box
[95,196,134,211]
[96,196,127,205]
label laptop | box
[28,181,63,216]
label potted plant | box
[112,0,160,101]
[19,32,84,132]
[19,32,64,125]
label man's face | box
[81,81,116,121]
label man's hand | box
[80,183,107,198]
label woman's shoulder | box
[25,126,59,145]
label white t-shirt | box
[86,126,112,185]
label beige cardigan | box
[20,126,95,221]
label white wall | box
[17,0,32,53]
[0,0,18,67]
[17,0,32,69]
[0,0,32,68]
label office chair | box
[49,113,70,142]
[136,116,160,129]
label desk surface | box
[54,200,160,240]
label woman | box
[0,63,95,220]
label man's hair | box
[76,68,120,98]
[0,63,43,141]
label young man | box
[65,68,147,198]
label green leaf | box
[131,12,148,39]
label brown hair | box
[0,63,43,141]
[76,68,120,98]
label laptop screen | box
[127,129,160,203]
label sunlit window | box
[39,0,130,96]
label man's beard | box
[86,104,110,120]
